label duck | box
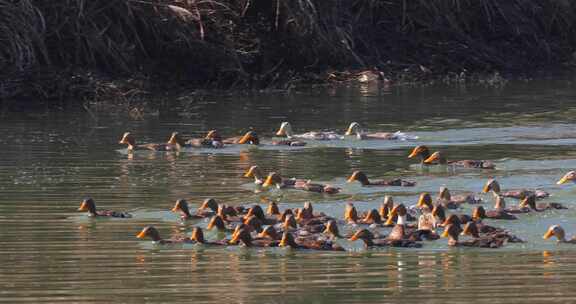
[279,231,345,251]
[482,178,550,200]
[275,122,342,140]
[166,131,218,149]
[379,196,395,219]
[543,225,576,244]
[518,195,567,211]
[196,198,220,217]
[349,227,422,248]
[323,220,345,239]
[437,186,482,206]
[244,165,266,184]
[344,203,360,224]
[136,226,192,244]
[205,130,260,145]
[266,201,281,217]
[464,220,524,243]
[359,209,384,225]
[256,226,282,241]
[347,171,416,187]
[171,199,204,220]
[442,223,506,248]
[431,205,473,227]
[77,197,132,218]
[472,205,517,220]
[344,122,414,140]
[263,172,340,194]
[557,171,576,185]
[190,227,227,246]
[229,228,279,247]
[423,151,495,169]
[119,132,173,152]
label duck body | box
[119,132,174,152]
[347,171,416,187]
[345,122,417,140]
[78,198,132,218]
[424,151,495,169]
[136,226,193,245]
[276,122,342,141]
[483,179,550,200]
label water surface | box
[2,80,576,303]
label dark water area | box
[2,80,576,303]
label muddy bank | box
[2,0,576,106]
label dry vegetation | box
[1,0,576,103]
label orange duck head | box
[283,214,298,230]
[279,209,294,222]
[441,214,462,227]
[237,131,260,145]
[347,171,370,185]
[557,171,576,185]
[323,220,342,238]
[119,132,136,149]
[380,196,394,218]
[246,205,266,221]
[408,145,431,160]
[262,172,283,188]
[191,227,206,243]
[384,204,408,226]
[267,201,280,216]
[258,226,280,240]
[207,215,227,231]
[472,206,486,221]
[483,178,501,193]
[461,222,480,238]
[363,209,382,224]
[171,199,192,217]
[167,132,186,146]
[243,215,264,233]
[199,198,219,212]
[543,225,567,242]
[416,193,434,210]
[230,228,252,246]
[344,203,359,223]
[78,197,97,215]
[136,226,162,242]
[423,151,446,164]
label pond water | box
[2,79,576,303]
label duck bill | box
[543,229,554,239]
[441,229,450,238]
[345,126,354,136]
[472,209,481,220]
[482,183,491,193]
[275,128,286,136]
[416,197,427,208]
[237,133,252,144]
[262,176,274,187]
[407,149,419,158]
[243,170,254,178]
[384,218,395,226]
[78,202,88,211]
[170,205,180,212]
[136,231,147,239]
[349,235,359,241]
[167,136,177,145]
[423,154,438,164]
[207,221,215,230]
[346,174,357,183]
[557,176,570,185]
[279,238,288,247]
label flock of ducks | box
[78,122,576,250]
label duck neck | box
[361,237,374,247]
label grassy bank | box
[2,0,576,104]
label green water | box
[3,80,576,303]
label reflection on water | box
[3,80,576,302]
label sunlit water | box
[3,80,576,302]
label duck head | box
[244,165,265,183]
[431,204,446,222]
[78,197,97,215]
[493,194,506,209]
[438,186,452,201]
[167,132,186,146]
[279,231,299,248]
[258,226,280,240]
[119,132,136,149]
[323,220,342,238]
[279,209,294,222]
[243,215,263,233]
[347,171,369,185]
[483,178,501,193]
[245,205,266,221]
[423,151,446,164]
[543,225,567,242]
[136,226,162,242]
[267,201,280,215]
[275,122,294,137]
[237,131,259,145]
[408,145,431,160]
[297,202,314,220]
[263,172,283,188]
[472,206,486,221]
[204,130,223,142]
[171,199,192,217]
[349,228,375,246]
[519,195,537,210]
[363,209,382,224]
[441,223,462,243]
[283,214,298,230]
[344,203,359,223]
[416,193,434,210]
[380,196,394,218]
[230,228,252,246]
[207,215,227,231]
[442,214,462,227]
[384,204,407,226]
[345,122,361,136]
[199,198,219,212]
[557,171,576,185]
[190,227,205,243]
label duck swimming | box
[205,130,260,145]
[171,199,204,220]
[167,132,219,149]
[543,225,576,244]
[190,227,227,246]
[437,186,482,205]
[347,171,416,187]
[455,222,507,248]
[275,122,342,140]
[136,226,192,244]
[483,178,549,200]
[263,172,340,194]
[78,198,132,218]
[349,227,422,248]
[280,231,345,251]
[230,228,278,247]
[119,132,172,152]
[344,122,416,140]
[518,195,567,211]
[423,151,495,169]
